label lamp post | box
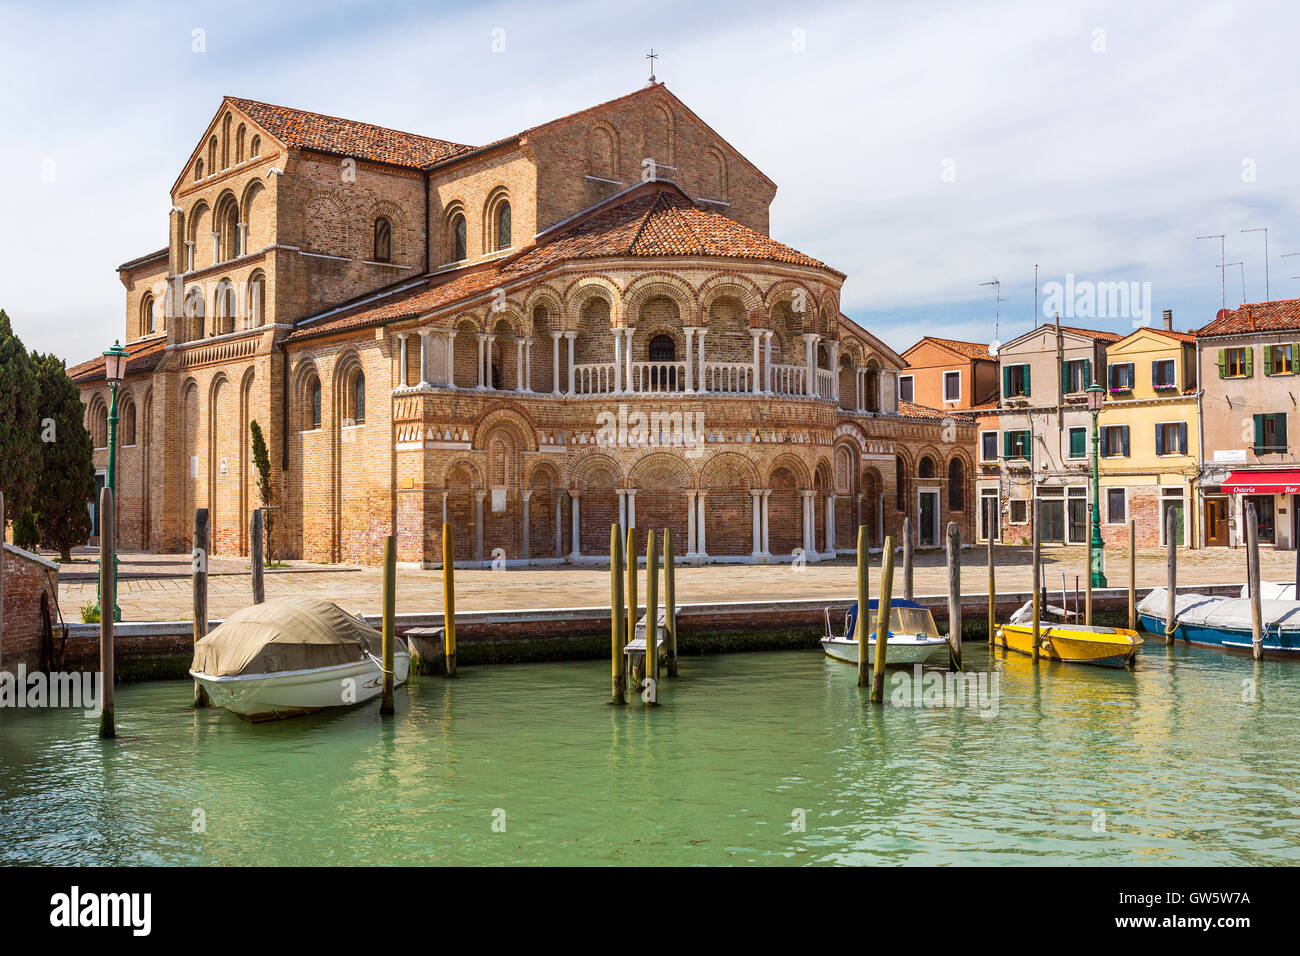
[1085,380,1107,588]
[94,341,128,623]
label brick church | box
[70,83,976,566]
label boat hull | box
[1138,613,1300,654]
[996,624,1139,668]
[191,653,411,721]
[821,636,949,666]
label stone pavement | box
[50,544,1292,624]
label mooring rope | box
[363,648,397,675]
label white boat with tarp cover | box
[1137,586,1300,654]
[190,598,410,720]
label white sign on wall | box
[1214,449,1247,463]
[190,455,198,478]
[491,488,506,513]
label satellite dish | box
[989,339,1001,357]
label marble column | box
[617,489,627,533]
[550,331,562,393]
[803,334,819,397]
[685,489,698,559]
[750,489,763,559]
[474,491,486,562]
[825,494,836,554]
[683,327,696,393]
[763,331,774,393]
[750,328,763,393]
[476,335,487,389]
[554,491,564,557]
[828,340,839,401]
[627,488,637,529]
[397,333,409,388]
[444,331,455,387]
[568,490,581,560]
[696,490,708,559]
[760,490,771,556]
[565,331,577,394]
[623,328,635,394]
[523,337,533,392]
[613,329,623,393]
[696,329,709,394]
[515,339,525,391]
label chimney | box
[1162,309,1173,331]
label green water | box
[2,640,1298,866]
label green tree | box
[249,419,274,561]
[0,310,40,524]
[13,509,40,551]
[30,351,95,559]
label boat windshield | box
[865,607,938,637]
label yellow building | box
[1097,321,1200,548]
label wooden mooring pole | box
[1084,564,1092,626]
[443,523,457,677]
[1165,508,1177,645]
[1031,511,1041,660]
[644,530,659,706]
[945,522,962,671]
[1246,501,1263,660]
[869,535,895,705]
[193,508,210,707]
[856,525,870,688]
[902,517,914,601]
[1128,519,1137,631]
[380,534,396,715]
[664,527,678,678]
[250,507,265,605]
[625,527,637,678]
[99,487,116,739]
[609,525,626,704]
[987,534,996,647]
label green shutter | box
[1082,359,1092,389]
[1002,366,1010,398]
[1253,413,1265,454]
[1155,423,1165,456]
[1003,431,1011,459]
[1061,362,1070,395]
[1244,348,1254,377]
[1279,413,1289,452]
[1293,344,1300,374]
[1217,348,1226,378]
[1265,344,1274,374]
[1024,365,1031,397]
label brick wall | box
[1,544,59,671]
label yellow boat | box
[995,602,1142,668]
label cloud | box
[0,0,1296,361]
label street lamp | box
[1085,380,1108,588]
[95,340,128,623]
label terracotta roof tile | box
[228,97,474,168]
[1197,298,1300,337]
[898,400,974,422]
[906,336,995,360]
[289,184,836,341]
[1051,323,1125,343]
[68,336,168,385]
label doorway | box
[918,491,940,547]
[1038,498,1065,543]
[1205,498,1229,547]
[1247,495,1275,544]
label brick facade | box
[1,544,60,671]
[72,85,976,567]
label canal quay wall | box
[50,583,1245,681]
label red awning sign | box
[1220,470,1300,495]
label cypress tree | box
[0,310,40,525]
[30,351,95,559]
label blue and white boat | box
[821,599,950,666]
[1136,586,1300,654]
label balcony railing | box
[815,367,836,399]
[703,361,755,393]
[574,362,617,394]
[770,364,807,395]
[630,361,687,393]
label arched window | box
[452,213,467,261]
[895,456,906,512]
[183,287,205,342]
[309,378,322,429]
[948,459,965,512]
[207,136,217,174]
[235,124,246,164]
[495,201,511,249]
[216,197,239,261]
[649,334,677,389]
[121,400,137,446]
[373,217,392,263]
[194,159,204,182]
[343,369,366,425]
[918,456,935,479]
[215,282,236,335]
[250,135,261,157]
[91,402,108,449]
[246,273,265,327]
[221,115,231,168]
[140,293,156,336]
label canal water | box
[2,639,1298,865]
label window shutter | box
[1179,422,1188,455]
[1100,427,1110,457]
[1003,431,1011,458]
[1253,413,1264,454]
[1002,366,1010,398]
[1024,365,1031,396]
[1265,344,1274,373]
[1244,348,1254,377]
[1217,348,1226,378]
[1082,359,1092,389]
[1122,426,1130,457]
[1155,423,1165,456]
[1151,359,1160,386]
[1061,362,1070,395]
[1279,414,1289,452]
[1294,344,1300,373]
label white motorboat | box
[820,600,950,666]
[190,598,410,721]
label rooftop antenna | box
[1283,252,1300,282]
[646,48,658,84]
[1224,261,1245,305]
[1242,227,1270,302]
[980,278,1003,355]
[1197,233,1227,311]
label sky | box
[1,0,1298,365]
